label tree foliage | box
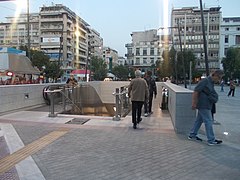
[158,47,197,82]
[222,47,240,79]
[112,65,129,80]
[30,50,50,71]
[19,45,63,80]
[44,62,63,81]
[90,56,108,81]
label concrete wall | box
[0,81,195,135]
[0,84,51,113]
[89,81,130,104]
[0,82,130,114]
[162,82,196,134]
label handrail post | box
[48,91,57,117]
[62,86,66,112]
[113,88,121,121]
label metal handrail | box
[112,86,131,121]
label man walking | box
[188,70,224,145]
[144,71,157,117]
[128,70,149,129]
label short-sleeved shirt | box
[194,76,217,110]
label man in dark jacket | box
[144,71,157,117]
[188,70,224,145]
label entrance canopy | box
[0,53,40,74]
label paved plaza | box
[0,85,239,180]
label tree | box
[44,62,63,82]
[222,47,240,79]
[112,65,129,80]
[90,56,108,81]
[30,50,50,71]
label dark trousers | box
[228,88,235,97]
[132,101,144,125]
[144,93,153,113]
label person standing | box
[227,80,235,97]
[220,79,224,92]
[128,70,149,129]
[66,74,78,87]
[144,71,157,117]
[188,70,224,145]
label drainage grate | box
[65,118,90,125]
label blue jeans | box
[190,109,215,143]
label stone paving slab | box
[0,85,239,180]
[13,124,240,180]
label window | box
[136,48,140,56]
[237,27,240,31]
[236,35,240,45]
[150,48,154,55]
[224,48,228,56]
[143,48,147,56]
[225,28,229,31]
[150,58,154,64]
[225,35,229,43]
[135,58,140,65]
[143,58,147,64]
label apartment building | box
[0,4,103,80]
[0,13,40,50]
[125,29,162,73]
[102,47,118,71]
[88,28,103,57]
[39,4,90,76]
[171,6,222,71]
[220,17,240,60]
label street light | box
[158,25,187,88]
[199,0,209,76]
[27,0,30,59]
[85,45,102,81]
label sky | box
[0,0,240,57]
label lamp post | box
[177,21,187,88]
[27,0,30,59]
[199,0,209,76]
[158,26,187,88]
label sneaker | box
[144,113,148,117]
[208,139,222,146]
[188,136,203,142]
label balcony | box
[125,43,133,48]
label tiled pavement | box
[0,85,240,180]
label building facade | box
[0,13,40,50]
[171,6,222,71]
[0,4,104,80]
[220,17,240,61]
[125,29,162,74]
[102,47,118,72]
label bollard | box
[48,91,57,117]
[62,86,66,112]
[161,88,168,110]
[113,88,121,121]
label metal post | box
[84,57,88,81]
[62,86,66,112]
[113,88,121,121]
[177,21,187,88]
[27,0,30,58]
[189,61,192,89]
[48,92,56,117]
[199,0,210,76]
[58,24,64,67]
